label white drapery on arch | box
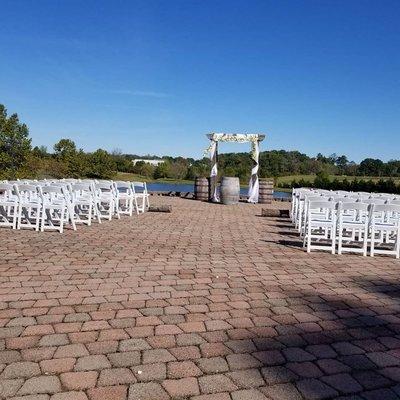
[204,133,266,203]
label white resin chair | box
[14,184,41,231]
[70,183,99,225]
[0,183,18,229]
[39,186,68,233]
[300,194,330,237]
[114,181,136,216]
[337,202,369,256]
[94,182,119,220]
[132,182,150,213]
[369,204,400,258]
[303,200,337,254]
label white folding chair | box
[94,182,119,220]
[303,200,337,254]
[114,181,135,216]
[369,204,400,258]
[293,189,314,231]
[0,183,18,229]
[337,202,369,256]
[14,184,41,231]
[39,186,68,233]
[47,182,77,230]
[301,194,330,237]
[132,182,150,213]
[70,183,99,225]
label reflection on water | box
[146,182,291,199]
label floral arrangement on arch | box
[204,133,262,160]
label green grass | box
[114,172,400,190]
[114,172,193,184]
[275,174,400,187]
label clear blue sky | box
[0,0,399,161]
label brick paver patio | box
[1,197,400,399]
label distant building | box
[132,159,164,166]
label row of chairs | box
[291,188,400,258]
[0,179,150,233]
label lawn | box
[275,174,400,187]
[114,172,400,190]
[114,172,193,184]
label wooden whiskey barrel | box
[259,179,274,204]
[194,177,209,201]
[220,177,240,205]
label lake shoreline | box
[144,181,291,199]
[115,172,292,197]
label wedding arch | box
[204,133,266,203]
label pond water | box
[146,182,291,199]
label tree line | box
[1,104,400,184]
[281,171,400,195]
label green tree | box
[111,149,134,173]
[335,155,348,174]
[133,161,155,177]
[358,158,384,176]
[153,162,171,179]
[0,104,32,178]
[87,149,116,179]
[54,138,77,159]
[32,145,49,158]
[314,170,331,188]
[53,138,88,177]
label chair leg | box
[12,205,17,229]
[59,207,65,233]
[306,224,312,253]
[88,203,92,226]
[95,202,101,223]
[128,198,133,216]
[362,224,368,257]
[67,203,77,231]
[114,198,120,219]
[370,227,375,257]
[35,206,40,231]
[338,224,343,255]
[17,204,22,229]
[298,207,303,233]
[40,206,46,232]
[141,196,146,213]
[134,198,139,215]
[108,201,112,220]
[115,202,120,219]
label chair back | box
[115,181,131,189]
[0,183,14,191]
[95,182,113,190]
[71,183,92,192]
[308,200,336,211]
[132,181,147,194]
[0,183,15,199]
[14,184,39,202]
[371,203,400,214]
[339,202,369,212]
[362,198,387,205]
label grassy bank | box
[275,175,400,187]
[115,172,400,191]
[114,172,193,184]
